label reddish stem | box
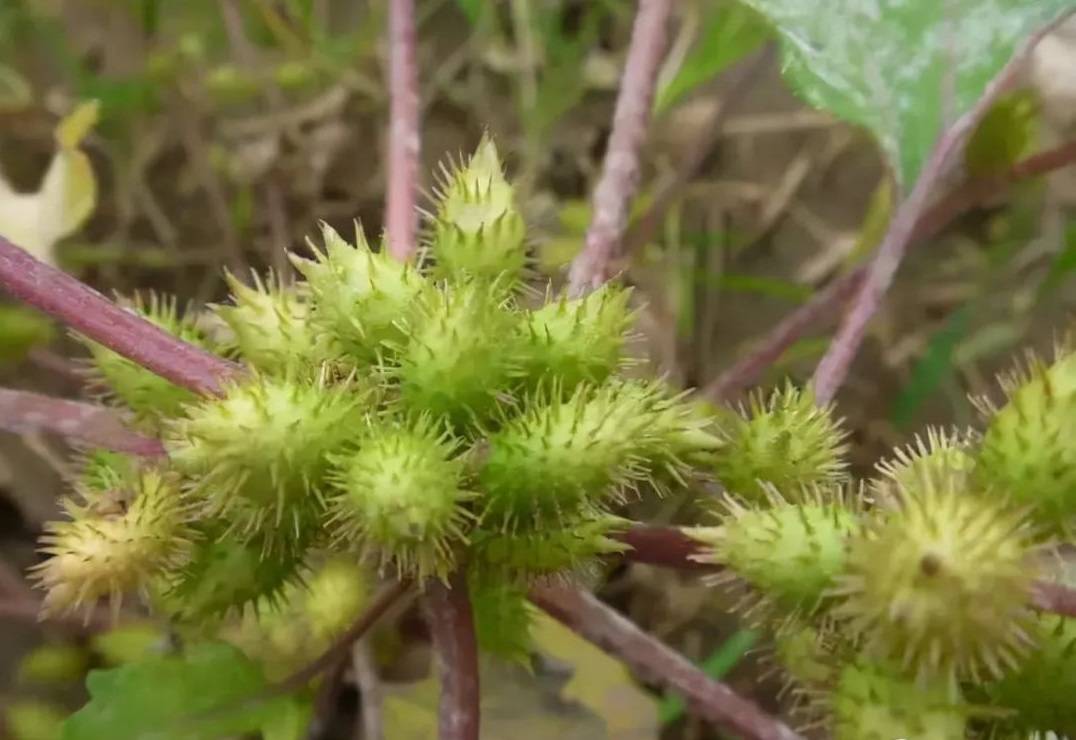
[0,237,241,396]
[811,14,1074,405]
[384,0,421,263]
[567,0,673,297]
[0,387,165,457]
[425,573,480,740]
[530,584,802,740]
[1031,581,1076,619]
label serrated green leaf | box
[655,1,770,115]
[62,642,300,740]
[743,0,1072,187]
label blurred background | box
[0,1,1074,738]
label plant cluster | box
[25,138,1076,737]
[691,350,1076,738]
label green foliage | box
[469,576,535,665]
[62,642,308,740]
[0,305,54,362]
[744,0,1072,187]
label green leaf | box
[62,642,303,740]
[658,629,758,725]
[743,0,1072,187]
[0,306,55,361]
[963,91,1037,178]
[456,0,484,25]
[654,1,769,115]
[889,306,970,428]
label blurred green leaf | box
[743,0,1072,187]
[62,642,305,740]
[90,622,168,666]
[711,274,813,302]
[0,63,32,112]
[890,306,971,428]
[654,1,769,115]
[964,91,1038,178]
[456,0,485,25]
[18,643,89,684]
[1040,219,1076,297]
[6,700,65,740]
[0,306,55,362]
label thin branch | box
[810,14,1075,405]
[618,525,1076,619]
[0,236,242,396]
[353,638,384,740]
[0,388,165,457]
[702,132,1076,403]
[567,0,674,297]
[530,584,802,740]
[424,573,480,740]
[278,580,411,693]
[384,0,421,262]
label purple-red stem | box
[384,0,421,262]
[0,236,241,396]
[530,584,803,740]
[424,573,480,740]
[0,387,165,456]
[567,0,673,297]
[704,133,1076,403]
[810,14,1075,405]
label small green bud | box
[165,372,365,549]
[431,137,527,284]
[976,347,1076,533]
[205,64,259,104]
[292,222,427,364]
[691,489,857,619]
[214,272,329,374]
[831,660,967,739]
[712,383,848,503]
[833,467,1040,690]
[520,283,634,390]
[327,416,475,580]
[84,294,207,424]
[395,279,519,427]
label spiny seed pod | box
[77,450,138,494]
[833,467,1041,690]
[219,556,369,680]
[690,488,858,620]
[469,575,534,665]
[469,513,628,583]
[976,346,1076,532]
[163,529,308,621]
[770,622,837,694]
[394,279,519,427]
[292,222,427,364]
[712,383,848,504]
[166,372,365,548]
[84,294,206,423]
[478,383,665,530]
[327,416,475,580]
[986,615,1076,735]
[430,137,527,284]
[214,271,327,374]
[519,283,634,390]
[830,660,967,740]
[33,468,190,618]
[873,427,977,501]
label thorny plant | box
[1,1,1076,740]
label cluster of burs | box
[32,139,1074,737]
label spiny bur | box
[34,467,190,618]
[430,136,527,285]
[829,660,967,739]
[84,294,207,424]
[292,222,427,364]
[327,416,474,580]
[976,345,1076,534]
[690,487,858,620]
[166,372,364,549]
[833,466,1041,691]
[712,383,848,504]
[873,426,977,501]
[214,271,327,375]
